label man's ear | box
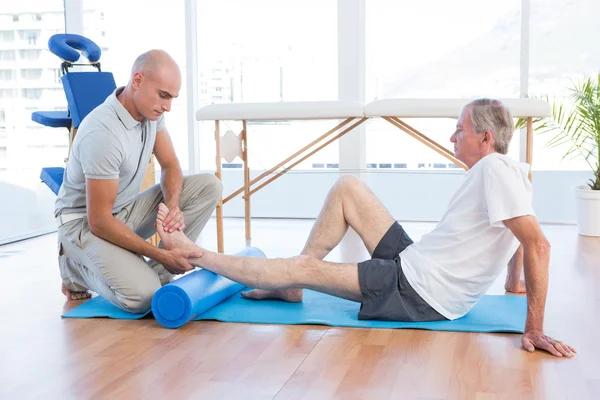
[482,130,494,146]
[132,72,144,89]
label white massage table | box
[196,101,367,252]
[364,98,551,171]
[196,98,550,253]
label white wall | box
[214,169,590,224]
[0,175,57,245]
[0,169,588,245]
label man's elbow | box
[87,213,112,237]
[538,238,551,254]
[525,238,551,257]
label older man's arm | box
[503,215,576,357]
[505,245,526,293]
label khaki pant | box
[58,173,222,313]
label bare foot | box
[241,288,303,302]
[156,203,196,251]
[61,283,91,300]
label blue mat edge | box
[62,291,526,334]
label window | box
[0,89,14,98]
[21,89,43,100]
[27,32,38,45]
[19,50,42,61]
[21,69,43,80]
[53,68,61,84]
[0,51,15,61]
[0,70,14,81]
[528,0,597,171]
[366,0,521,170]
[0,31,14,41]
[83,0,189,171]
[19,30,40,45]
[196,0,338,170]
[0,0,67,244]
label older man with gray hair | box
[154,98,575,358]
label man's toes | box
[70,291,91,300]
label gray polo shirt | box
[55,86,164,217]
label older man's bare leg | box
[241,176,396,302]
[155,204,362,302]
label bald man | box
[55,50,221,313]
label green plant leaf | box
[526,74,600,189]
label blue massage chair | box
[31,33,117,195]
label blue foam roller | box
[151,247,266,328]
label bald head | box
[131,49,180,80]
[126,49,181,122]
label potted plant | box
[516,74,600,236]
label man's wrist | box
[525,316,544,333]
[525,326,543,335]
[165,199,180,210]
[146,245,168,265]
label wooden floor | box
[0,218,598,399]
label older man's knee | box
[335,175,369,199]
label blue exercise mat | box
[197,289,526,333]
[63,288,527,333]
[62,246,526,332]
[63,295,151,319]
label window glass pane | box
[83,0,189,171]
[0,0,67,243]
[196,0,338,171]
[528,0,598,171]
[366,0,521,170]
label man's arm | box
[503,215,575,357]
[505,245,526,293]
[153,128,184,232]
[86,177,199,274]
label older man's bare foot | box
[156,203,196,251]
[241,288,303,302]
[61,283,91,300]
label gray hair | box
[464,98,514,154]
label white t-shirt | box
[400,153,535,320]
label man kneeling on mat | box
[55,50,221,312]
[155,98,575,358]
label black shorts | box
[357,221,447,322]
